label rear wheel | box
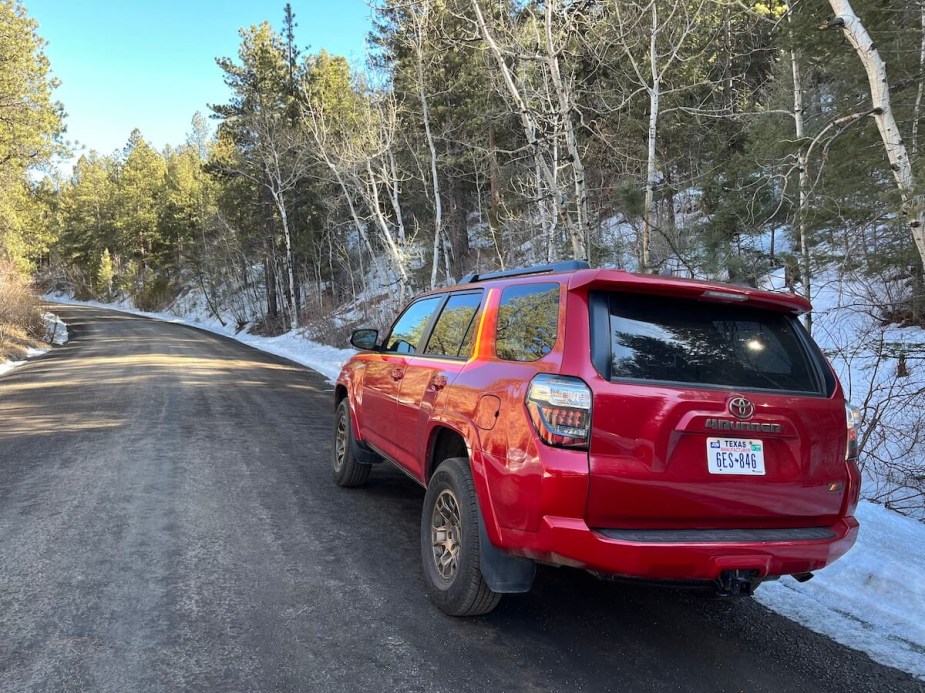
[332,399,372,488]
[421,457,501,616]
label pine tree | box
[0,0,64,272]
[97,248,114,300]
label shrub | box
[0,261,44,361]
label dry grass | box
[0,262,45,361]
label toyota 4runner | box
[333,261,861,616]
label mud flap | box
[477,512,536,593]
[352,439,382,465]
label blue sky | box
[27,1,372,160]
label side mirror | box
[350,328,379,351]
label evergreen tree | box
[0,0,64,271]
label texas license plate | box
[707,438,765,475]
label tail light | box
[845,403,861,461]
[844,403,862,515]
[526,375,592,449]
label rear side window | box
[424,292,483,359]
[496,283,560,362]
[384,296,442,354]
[607,293,820,393]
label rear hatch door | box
[585,290,848,529]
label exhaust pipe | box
[715,569,760,597]
[792,572,814,583]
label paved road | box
[0,304,921,693]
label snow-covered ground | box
[39,291,925,682]
[0,346,52,377]
[757,501,925,679]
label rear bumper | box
[505,515,859,581]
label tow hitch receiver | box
[715,569,760,597]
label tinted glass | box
[608,293,819,392]
[384,296,442,354]
[424,292,483,358]
[496,283,560,362]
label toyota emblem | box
[728,396,755,419]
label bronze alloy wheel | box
[420,457,501,615]
[333,408,347,473]
[430,489,462,581]
[331,400,371,488]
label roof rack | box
[461,260,590,284]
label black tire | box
[420,457,501,616]
[332,399,372,488]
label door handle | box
[431,375,448,390]
[391,368,404,381]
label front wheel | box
[420,457,501,616]
[332,399,372,488]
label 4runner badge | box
[704,418,782,433]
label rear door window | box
[384,296,443,354]
[607,293,821,393]
[496,283,560,361]
[423,291,484,359]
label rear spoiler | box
[567,270,811,315]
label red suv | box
[333,261,861,616]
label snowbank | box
[758,500,925,679]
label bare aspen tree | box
[404,1,447,288]
[351,92,412,300]
[611,0,709,273]
[825,0,925,272]
[469,0,587,259]
[222,106,308,330]
[301,89,387,290]
[543,0,591,258]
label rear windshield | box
[606,293,820,393]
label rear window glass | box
[608,293,819,393]
[424,292,483,358]
[496,283,560,362]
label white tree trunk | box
[361,160,409,300]
[272,191,299,331]
[642,2,659,273]
[913,1,925,157]
[386,150,406,246]
[790,14,813,333]
[410,4,446,288]
[828,0,925,271]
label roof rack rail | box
[461,260,590,284]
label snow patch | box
[43,311,69,345]
[757,500,925,679]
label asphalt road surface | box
[0,304,921,693]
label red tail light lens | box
[526,375,592,449]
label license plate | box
[707,438,765,475]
